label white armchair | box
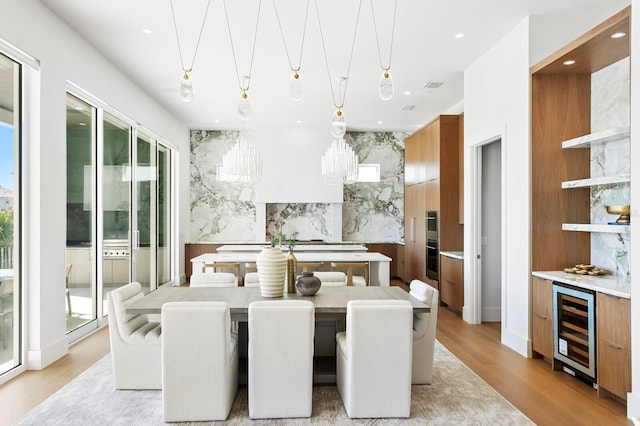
[189,272,237,287]
[106,282,162,390]
[248,300,314,419]
[409,279,439,384]
[162,301,238,422]
[336,299,413,418]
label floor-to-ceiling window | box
[0,52,21,375]
[65,94,97,334]
[66,89,174,337]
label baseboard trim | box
[26,335,68,370]
[627,391,640,420]
[501,326,528,357]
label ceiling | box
[33,0,630,132]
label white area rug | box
[18,341,533,425]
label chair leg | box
[66,288,72,316]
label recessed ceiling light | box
[611,32,626,39]
[403,90,411,95]
[296,120,302,124]
[79,122,86,126]
[214,119,220,123]
[454,33,464,39]
[563,60,576,66]
[142,28,153,34]
[377,121,383,124]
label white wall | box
[463,10,625,357]
[254,125,342,203]
[463,17,531,355]
[0,0,189,369]
[627,1,640,419]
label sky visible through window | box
[0,124,14,190]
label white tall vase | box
[256,246,286,297]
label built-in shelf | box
[561,127,629,149]
[562,223,630,233]
[561,174,631,189]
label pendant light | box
[371,0,398,101]
[223,0,262,121]
[316,0,363,184]
[169,0,212,102]
[273,0,311,102]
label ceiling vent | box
[401,105,416,111]
[422,81,444,89]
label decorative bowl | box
[605,205,630,223]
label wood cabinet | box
[403,114,463,287]
[185,243,223,280]
[440,255,462,312]
[365,243,397,279]
[458,113,464,224]
[395,244,405,281]
[531,277,553,361]
[596,293,631,401]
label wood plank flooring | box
[0,282,632,425]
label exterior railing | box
[0,245,12,269]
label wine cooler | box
[552,283,596,379]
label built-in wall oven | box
[552,282,596,381]
[425,211,439,281]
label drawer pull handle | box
[606,342,623,350]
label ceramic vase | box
[295,271,322,296]
[256,246,286,297]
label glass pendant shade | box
[218,133,262,183]
[179,73,194,102]
[378,71,394,101]
[237,95,252,121]
[289,73,303,102]
[330,110,347,138]
[321,136,359,185]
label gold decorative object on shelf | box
[605,205,630,223]
[564,264,608,275]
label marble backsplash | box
[589,57,630,279]
[190,130,405,243]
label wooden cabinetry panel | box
[366,243,396,279]
[531,277,553,360]
[395,243,405,281]
[440,255,462,312]
[185,243,223,280]
[597,342,631,400]
[458,113,464,224]
[597,293,630,349]
[596,292,630,400]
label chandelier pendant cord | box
[370,0,397,72]
[169,0,212,73]
[273,0,310,74]
[315,0,363,110]
[223,0,262,94]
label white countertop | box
[192,252,391,263]
[440,251,464,260]
[532,271,631,299]
[217,244,368,252]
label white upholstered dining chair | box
[409,279,439,384]
[248,300,315,419]
[336,299,413,418]
[162,301,238,422]
[189,272,237,287]
[106,282,162,389]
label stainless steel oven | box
[425,211,439,281]
[552,283,596,380]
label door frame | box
[465,131,506,326]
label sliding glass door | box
[0,53,20,375]
[66,91,174,337]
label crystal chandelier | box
[218,132,262,183]
[321,136,359,185]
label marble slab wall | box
[190,129,405,243]
[590,57,630,279]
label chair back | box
[162,301,238,421]
[190,272,237,287]
[248,300,314,419]
[108,282,161,343]
[409,279,439,338]
[313,271,347,287]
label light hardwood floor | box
[0,283,632,425]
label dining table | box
[191,251,392,286]
[127,285,428,384]
[126,285,429,318]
